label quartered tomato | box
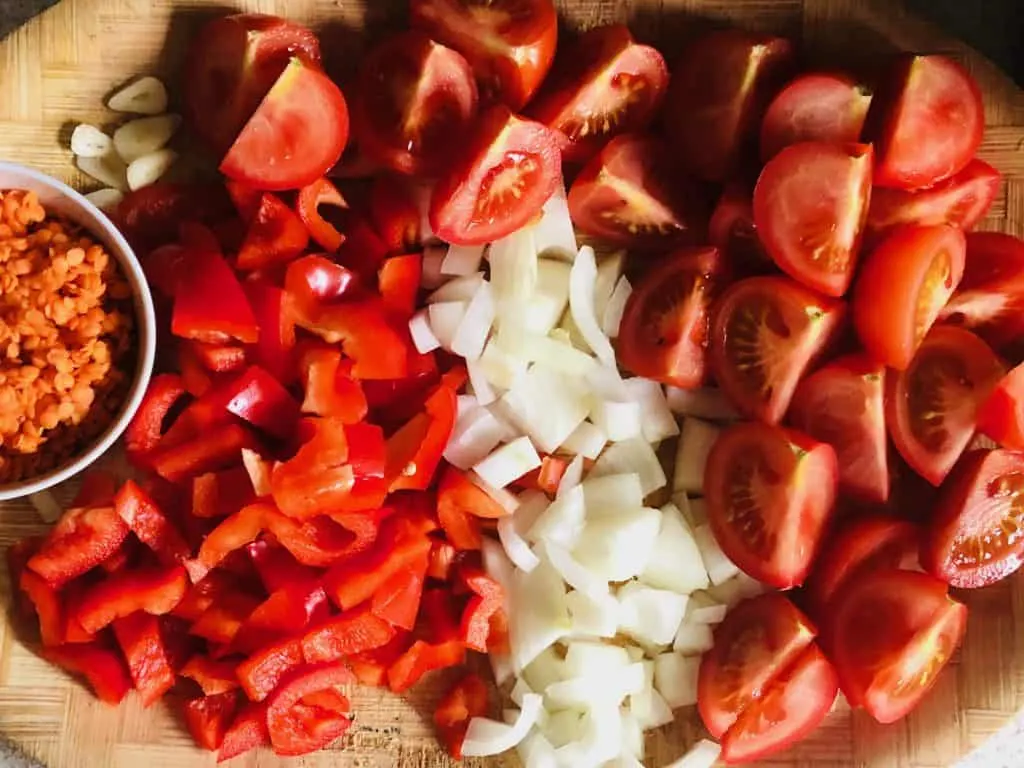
[977,363,1024,450]
[788,353,889,503]
[866,54,984,190]
[616,246,727,388]
[760,73,872,161]
[409,0,558,110]
[429,106,560,245]
[709,276,846,424]
[853,224,966,370]
[708,183,774,276]
[961,231,1024,289]
[753,142,873,296]
[528,24,668,164]
[567,134,709,249]
[886,326,1005,486]
[704,422,838,588]
[663,30,794,182]
[824,569,967,722]
[352,31,479,177]
[184,13,322,155]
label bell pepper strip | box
[300,604,397,664]
[370,547,430,631]
[192,503,269,575]
[217,700,270,762]
[336,215,391,283]
[237,192,310,270]
[363,350,439,423]
[264,510,365,567]
[387,383,457,492]
[98,542,135,575]
[61,581,97,644]
[427,539,458,582]
[285,255,360,321]
[348,632,412,687]
[369,175,423,254]
[516,455,569,497]
[27,505,130,588]
[186,341,247,373]
[178,342,215,397]
[148,423,256,484]
[114,480,191,565]
[230,581,332,655]
[73,469,119,507]
[42,642,132,705]
[439,465,509,534]
[488,606,511,655]
[220,365,300,440]
[226,180,263,223]
[266,663,355,756]
[387,638,466,694]
[246,540,319,593]
[184,691,240,751]
[437,482,483,552]
[6,537,43,620]
[378,254,422,319]
[243,280,297,386]
[182,655,242,696]
[172,571,239,623]
[457,566,506,653]
[124,373,189,459]
[18,568,63,646]
[189,592,263,646]
[326,507,392,558]
[112,611,177,706]
[192,467,256,519]
[74,564,188,634]
[434,673,490,760]
[296,178,348,252]
[236,636,305,702]
[302,299,411,381]
[241,449,273,497]
[171,250,259,344]
[298,346,368,423]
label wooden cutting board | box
[0,1,1023,766]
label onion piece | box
[421,244,448,288]
[482,537,516,595]
[468,470,520,514]
[522,646,567,693]
[581,473,644,515]
[569,246,616,366]
[462,692,542,757]
[510,677,535,708]
[490,227,538,309]
[706,571,766,607]
[565,589,619,639]
[640,502,710,594]
[427,301,466,349]
[466,358,497,405]
[673,622,715,655]
[496,327,597,377]
[553,704,622,766]
[510,559,571,671]
[688,602,729,625]
[666,740,722,768]
[631,661,676,729]
[518,729,560,768]
[498,516,540,573]
[620,710,645,761]
[666,386,740,421]
[528,485,586,547]
[408,309,441,353]
[542,709,585,749]
[654,651,700,708]
[511,490,551,537]
[428,272,484,303]
[491,653,514,688]
[524,259,572,335]
[616,582,690,647]
[560,420,606,460]
[693,524,741,586]
[478,340,528,390]
[534,179,577,260]
[543,541,609,599]
[474,436,541,490]
[683,495,709,528]
[602,275,632,337]
[624,378,680,444]
[590,399,643,442]
[674,417,722,494]
[594,252,626,321]
[564,640,631,676]
[500,364,590,454]
[442,243,486,275]
[590,437,667,496]
[545,663,644,708]
[556,454,584,498]
[573,507,662,582]
[450,281,495,361]
[444,405,505,469]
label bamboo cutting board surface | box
[1,1,1024,766]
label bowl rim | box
[0,161,157,502]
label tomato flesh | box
[961,232,1024,290]
[977,363,1024,451]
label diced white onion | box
[683,496,708,528]
[421,244,448,288]
[496,328,597,377]
[606,754,645,768]
[77,154,128,192]
[468,470,521,514]
[427,300,466,349]
[581,473,644,516]
[482,537,516,595]
[624,378,680,444]
[478,340,527,390]
[689,602,728,625]
[565,589,619,639]
[442,243,485,275]
[640,502,709,594]
[559,420,606,460]
[666,386,740,421]
[126,148,177,191]
[554,704,622,766]
[631,679,675,730]
[673,622,715,656]
[534,179,577,260]
[511,677,535,708]
[466,358,497,405]
[113,114,181,162]
[444,405,505,469]
[524,259,572,335]
[654,651,700,709]
[491,652,514,688]
[83,188,124,212]
[569,246,616,366]
[591,399,643,442]
[71,124,113,158]
[546,663,644,708]
[451,281,495,361]
[522,646,567,693]
[594,252,626,322]
[474,436,541,490]
[518,729,560,768]
[541,709,585,749]
[693,525,741,586]
[510,491,551,537]
[573,507,661,582]
[529,485,586,547]
[490,227,538,309]
[107,76,168,114]
[664,739,722,768]
[500,365,590,454]
[498,516,541,573]
[602,276,632,338]
[706,572,766,607]
[510,559,571,671]
[616,581,689,648]
[556,454,584,498]
[674,417,722,494]
[463,693,543,757]
[428,272,484,303]
[620,710,645,761]
[586,363,630,401]
[408,309,441,353]
[590,438,667,496]
[564,641,631,677]
[544,541,609,599]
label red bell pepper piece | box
[243,280,297,385]
[171,571,238,623]
[434,673,490,760]
[6,536,42,620]
[124,373,189,459]
[28,505,130,588]
[387,637,466,693]
[217,700,270,762]
[370,550,429,631]
[219,365,300,440]
[112,611,177,706]
[237,192,310,270]
[172,250,259,344]
[192,502,269,574]
[296,178,348,252]
[327,507,391,558]
[148,423,256,484]
[246,540,318,593]
[369,175,423,254]
[189,591,263,646]
[378,253,422,318]
[114,479,191,565]
[427,539,458,582]
[182,655,242,696]
[142,242,194,299]
[300,604,397,664]
[184,691,240,751]
[266,663,354,756]
[298,346,368,423]
[363,349,439,423]
[98,542,135,575]
[241,448,273,497]
[226,180,262,222]
[230,581,331,655]
[337,214,390,282]
[178,342,215,397]
[517,455,569,497]
[301,299,410,381]
[457,566,506,653]
[348,632,412,687]
[436,474,483,552]
[73,469,119,507]
[192,467,256,519]
[60,581,97,644]
[387,383,457,492]
[74,564,188,634]
[43,642,132,705]
[264,509,371,567]
[186,340,247,373]
[179,220,222,252]
[18,567,63,646]
[421,587,462,640]
[236,636,305,702]
[285,254,360,321]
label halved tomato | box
[961,231,1024,289]
[852,224,966,370]
[865,54,984,190]
[709,276,846,424]
[753,142,873,296]
[221,58,349,191]
[704,422,838,588]
[886,326,1005,486]
[616,246,727,388]
[567,134,709,249]
[760,72,872,161]
[528,24,668,164]
[708,183,774,276]
[183,14,322,155]
[352,31,478,177]
[977,363,1024,450]
[409,0,558,110]
[788,353,889,503]
[824,568,967,721]
[429,106,560,245]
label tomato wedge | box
[923,449,1024,588]
[886,326,1005,486]
[853,224,966,370]
[704,422,838,588]
[567,134,708,249]
[760,72,872,161]
[709,276,845,424]
[961,231,1024,289]
[429,106,560,245]
[866,54,984,190]
[409,0,558,110]
[708,183,773,276]
[528,24,668,164]
[352,31,478,177]
[977,363,1024,450]
[788,353,889,503]
[754,141,873,296]
[616,246,727,389]
[221,58,349,191]
[824,569,967,722]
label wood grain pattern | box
[0,1,1023,766]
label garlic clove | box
[83,188,125,212]
[126,148,178,191]
[70,124,113,158]
[107,76,168,115]
[77,154,129,192]
[113,114,182,163]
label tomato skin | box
[704,422,838,588]
[409,0,558,111]
[852,224,966,370]
[961,232,1024,290]
[708,183,774,276]
[616,246,727,388]
[977,363,1024,450]
[923,449,1024,588]
[754,141,873,296]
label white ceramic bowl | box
[0,162,156,501]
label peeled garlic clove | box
[113,114,182,163]
[77,154,128,192]
[70,124,113,158]
[107,76,168,115]
[126,148,177,191]
[84,188,125,212]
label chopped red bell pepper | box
[237,192,310,270]
[243,279,297,384]
[487,606,510,655]
[217,699,270,762]
[192,502,270,575]
[427,539,458,582]
[300,604,397,664]
[298,346,367,423]
[347,632,412,687]
[125,373,189,459]
[302,299,410,381]
[18,567,63,646]
[370,546,429,631]
[264,509,370,567]
[363,349,439,423]
[148,423,256,484]
[236,636,305,702]
[178,342,215,397]
[296,178,348,252]
[192,467,256,519]
[378,253,422,319]
[436,476,483,552]
[182,655,242,696]
[241,448,273,497]
[178,221,222,253]
[184,691,240,751]
[186,340,247,373]
[73,469,118,507]
[6,536,42,620]
[336,214,390,282]
[326,507,392,558]
[246,540,319,593]
[434,673,490,760]
[285,254,360,321]
[457,566,505,653]
[266,663,354,756]
[517,455,569,497]
[43,642,132,705]
[230,581,331,655]
[98,542,135,575]
[61,581,97,644]
[189,591,263,646]
[220,365,300,440]
[112,611,177,707]
[387,383,457,492]
[74,564,188,634]
[421,587,462,642]
[28,505,130,588]
[369,175,423,254]
[114,479,191,565]
[142,242,194,299]
[172,250,259,344]
[226,180,262,222]
[387,637,466,693]
[172,571,238,623]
